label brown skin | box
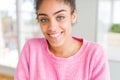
[37,0,82,58]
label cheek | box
[39,24,47,33]
[62,22,72,33]
[64,18,72,27]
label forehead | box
[37,0,71,14]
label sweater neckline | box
[44,37,88,64]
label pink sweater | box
[14,37,110,80]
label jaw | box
[48,31,63,40]
[45,31,64,47]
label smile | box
[49,32,62,38]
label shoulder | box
[26,38,46,44]
[80,38,106,60]
[84,39,107,63]
[20,38,47,57]
[86,40,103,51]
[24,38,46,47]
[74,37,103,52]
[22,38,47,51]
[80,38,103,52]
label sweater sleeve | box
[14,41,30,80]
[91,46,110,80]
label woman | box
[14,0,110,80]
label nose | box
[48,19,58,32]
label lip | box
[48,32,63,39]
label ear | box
[71,10,77,24]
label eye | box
[40,18,49,23]
[57,16,65,21]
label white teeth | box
[49,33,61,38]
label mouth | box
[48,32,63,39]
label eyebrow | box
[54,9,67,15]
[38,9,67,16]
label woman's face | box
[37,0,76,47]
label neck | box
[48,37,82,58]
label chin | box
[49,40,64,48]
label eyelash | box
[57,16,65,21]
[39,16,65,23]
[40,18,49,23]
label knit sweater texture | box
[14,37,110,80]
